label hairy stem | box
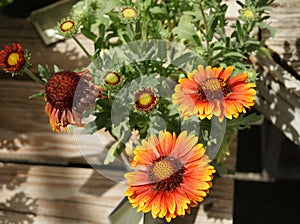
[25,68,45,86]
[72,36,92,60]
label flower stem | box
[199,0,211,56]
[108,90,113,105]
[25,68,45,86]
[72,36,92,60]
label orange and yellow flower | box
[172,65,256,121]
[0,43,26,73]
[44,69,102,132]
[125,130,215,222]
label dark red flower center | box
[148,156,185,192]
[45,71,81,111]
[196,78,231,101]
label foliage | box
[0,0,14,9]
[66,0,273,164]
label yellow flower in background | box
[134,87,159,112]
[120,6,139,23]
[125,130,215,222]
[103,71,122,86]
[172,65,256,121]
[57,17,80,38]
[239,7,257,21]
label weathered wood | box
[263,0,300,75]
[0,162,234,224]
[252,52,300,147]
[0,163,126,224]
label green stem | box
[25,68,45,86]
[72,36,92,60]
[199,0,211,57]
[108,90,113,105]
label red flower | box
[125,130,215,222]
[45,70,103,132]
[0,43,26,73]
[172,65,256,121]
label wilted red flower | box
[0,43,26,73]
[44,69,103,132]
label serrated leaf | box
[172,15,197,43]
[104,140,119,164]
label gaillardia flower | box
[0,43,27,74]
[172,65,256,121]
[134,87,158,112]
[120,6,139,23]
[103,71,121,86]
[45,69,102,132]
[239,7,257,21]
[57,17,80,38]
[125,130,215,222]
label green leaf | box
[149,6,167,15]
[53,65,60,73]
[235,20,244,43]
[172,52,194,67]
[227,113,263,130]
[81,27,97,41]
[223,51,247,59]
[172,15,198,44]
[104,140,120,164]
[37,64,51,82]
[207,15,219,42]
[28,92,44,99]
[108,197,142,224]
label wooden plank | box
[0,163,233,224]
[0,163,127,224]
[251,52,300,147]
[263,0,300,75]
